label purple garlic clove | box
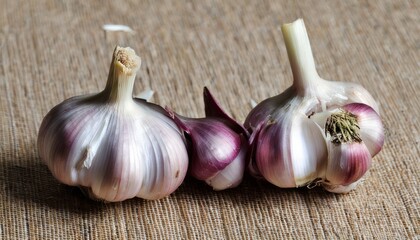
[167,88,248,190]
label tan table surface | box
[1,0,418,239]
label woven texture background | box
[1,0,419,239]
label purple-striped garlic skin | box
[325,142,372,186]
[38,47,188,202]
[168,87,248,190]
[177,118,242,181]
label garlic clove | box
[254,112,327,188]
[254,115,296,188]
[325,142,372,186]
[320,104,380,187]
[170,113,242,180]
[312,103,384,158]
[310,103,383,191]
[291,115,328,186]
[38,46,189,202]
[167,88,248,190]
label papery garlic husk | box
[37,46,189,202]
[168,87,248,190]
[245,19,385,192]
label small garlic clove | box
[312,103,384,158]
[167,88,248,190]
[325,142,372,186]
[176,116,242,180]
[311,103,382,191]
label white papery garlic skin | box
[245,19,384,193]
[38,47,188,202]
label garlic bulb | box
[168,88,248,190]
[38,46,189,201]
[245,19,384,193]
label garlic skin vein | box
[245,19,384,193]
[38,47,188,202]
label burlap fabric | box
[1,0,418,239]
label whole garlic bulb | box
[245,19,385,193]
[38,46,189,202]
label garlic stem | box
[281,19,320,96]
[102,47,141,104]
